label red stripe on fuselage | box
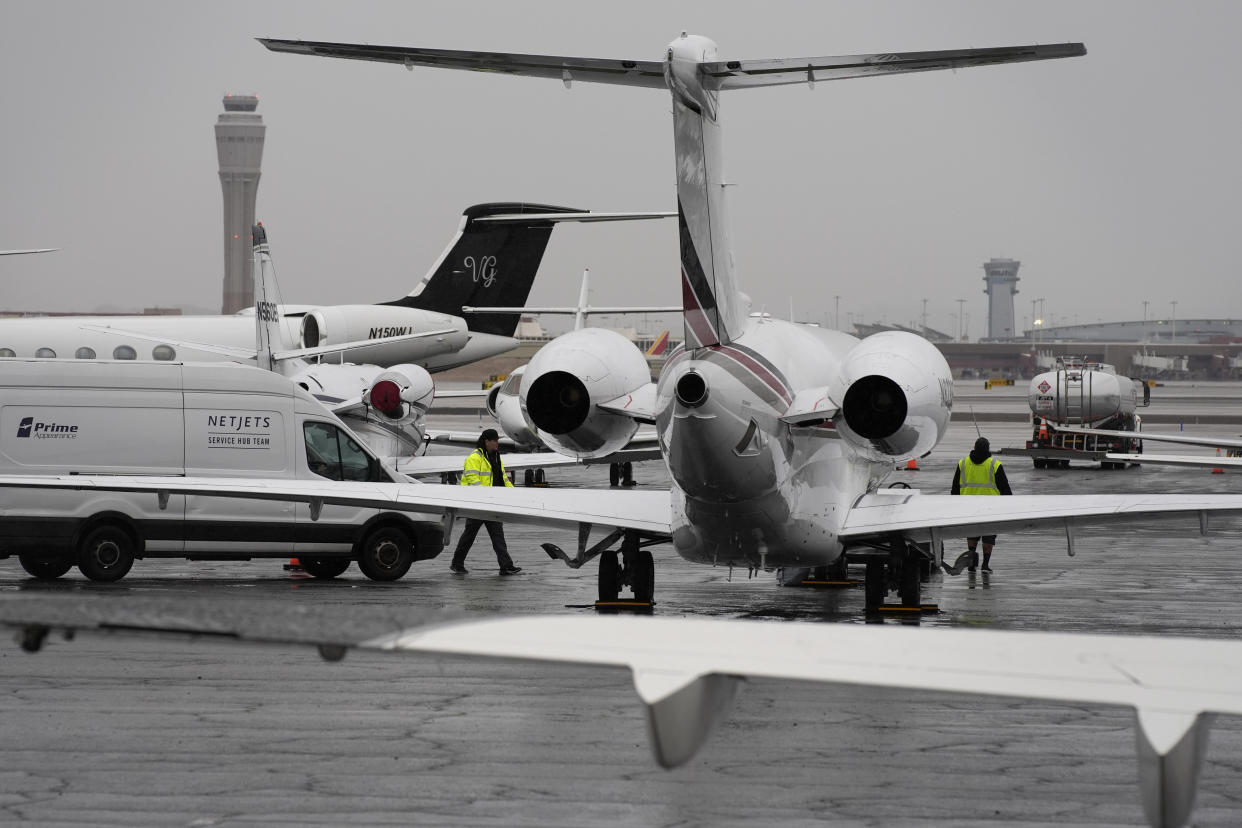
[714,344,793,407]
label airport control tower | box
[215,94,265,314]
[982,258,1020,340]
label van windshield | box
[304,422,380,482]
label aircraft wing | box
[1105,453,1242,471]
[2,596,1236,828]
[702,43,1086,90]
[0,476,672,536]
[396,452,581,478]
[1059,425,1242,451]
[839,491,1242,551]
[258,39,668,88]
[271,327,460,362]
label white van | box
[0,359,444,582]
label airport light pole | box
[921,298,928,336]
[834,295,840,331]
[956,298,966,342]
[1170,300,1177,342]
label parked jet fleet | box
[5,29,1242,828]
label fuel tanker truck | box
[1019,357,1150,469]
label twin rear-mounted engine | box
[362,363,435,426]
[518,328,649,458]
[831,331,954,463]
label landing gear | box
[595,531,654,603]
[523,468,547,487]
[861,534,927,614]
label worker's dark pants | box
[451,519,514,569]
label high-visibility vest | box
[958,456,1002,495]
[460,448,513,487]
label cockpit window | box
[500,371,523,396]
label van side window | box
[304,422,379,482]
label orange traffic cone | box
[283,557,304,573]
[1212,467,1225,474]
[1038,422,1049,441]
[905,458,918,470]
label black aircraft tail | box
[386,203,584,337]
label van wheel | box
[18,554,72,580]
[77,525,136,582]
[301,558,351,579]
[356,527,413,581]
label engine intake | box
[520,328,650,458]
[833,332,952,463]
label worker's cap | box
[973,437,990,452]
[480,428,500,441]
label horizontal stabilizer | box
[704,43,1086,89]
[259,39,668,88]
[476,210,675,223]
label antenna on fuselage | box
[969,405,982,438]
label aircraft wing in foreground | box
[1,593,1235,828]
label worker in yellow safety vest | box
[943,437,1012,575]
[449,429,522,575]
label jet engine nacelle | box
[520,328,648,458]
[833,331,953,463]
[1028,368,1139,424]
[300,305,468,366]
[363,363,435,426]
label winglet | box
[1134,708,1214,828]
[632,669,743,768]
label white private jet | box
[0,203,651,372]
[423,268,675,483]
[11,33,1242,826]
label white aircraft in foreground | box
[4,594,1242,828]
[11,32,1242,826]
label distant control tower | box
[982,258,1021,340]
[216,94,265,314]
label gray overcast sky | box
[2,1,1240,338]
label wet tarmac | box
[2,412,1242,826]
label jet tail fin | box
[388,204,673,337]
[251,223,289,372]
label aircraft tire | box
[864,560,886,612]
[18,554,73,580]
[356,527,414,581]
[899,555,921,608]
[609,464,620,488]
[77,525,136,583]
[630,551,655,603]
[598,552,620,601]
[301,557,351,579]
